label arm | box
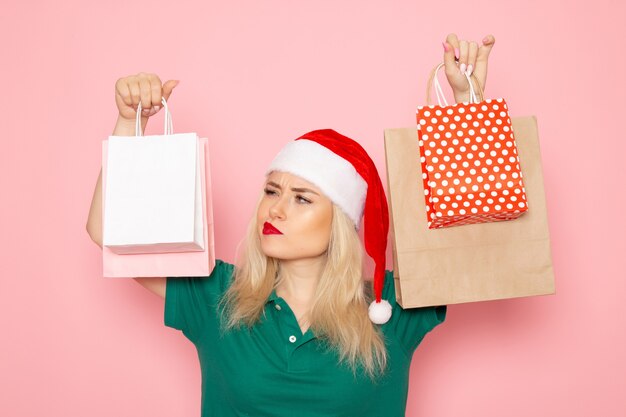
[86,116,166,298]
[85,116,139,247]
[86,74,179,299]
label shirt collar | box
[267,288,279,303]
[266,288,317,340]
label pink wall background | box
[2,0,624,416]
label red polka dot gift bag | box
[416,63,528,229]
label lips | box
[263,222,283,235]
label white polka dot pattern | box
[416,98,529,229]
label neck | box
[276,255,326,304]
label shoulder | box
[210,259,235,293]
[380,269,447,353]
[381,268,446,319]
[166,259,235,301]
[164,259,236,339]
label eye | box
[296,195,311,204]
[264,188,277,196]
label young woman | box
[86,33,495,417]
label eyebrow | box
[266,181,320,196]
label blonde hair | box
[217,192,388,380]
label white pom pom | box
[368,299,392,324]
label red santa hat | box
[266,129,392,324]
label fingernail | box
[154,105,161,112]
[483,36,491,44]
[459,63,467,74]
[142,108,150,113]
[442,42,450,52]
[467,64,474,76]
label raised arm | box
[86,73,179,298]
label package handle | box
[135,97,173,136]
[426,62,485,107]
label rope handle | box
[135,97,173,136]
[425,62,485,107]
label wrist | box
[113,114,147,136]
[453,92,471,104]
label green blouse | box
[165,259,446,417]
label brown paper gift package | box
[384,116,555,308]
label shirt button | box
[289,335,297,343]
[275,304,282,311]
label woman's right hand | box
[442,34,495,103]
[114,72,179,122]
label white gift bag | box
[103,98,204,255]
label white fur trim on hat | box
[266,139,368,227]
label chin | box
[260,247,292,261]
[260,244,326,262]
[259,237,283,259]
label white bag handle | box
[135,97,173,136]
[431,62,480,107]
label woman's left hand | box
[442,33,495,103]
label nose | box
[269,195,287,220]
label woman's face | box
[257,171,333,261]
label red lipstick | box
[263,222,283,235]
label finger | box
[115,78,133,107]
[442,42,458,75]
[467,41,478,76]
[458,40,469,74]
[472,35,496,93]
[442,41,470,99]
[148,74,163,111]
[477,34,496,63]
[162,79,180,101]
[138,74,152,113]
[445,33,460,58]
[127,76,141,110]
